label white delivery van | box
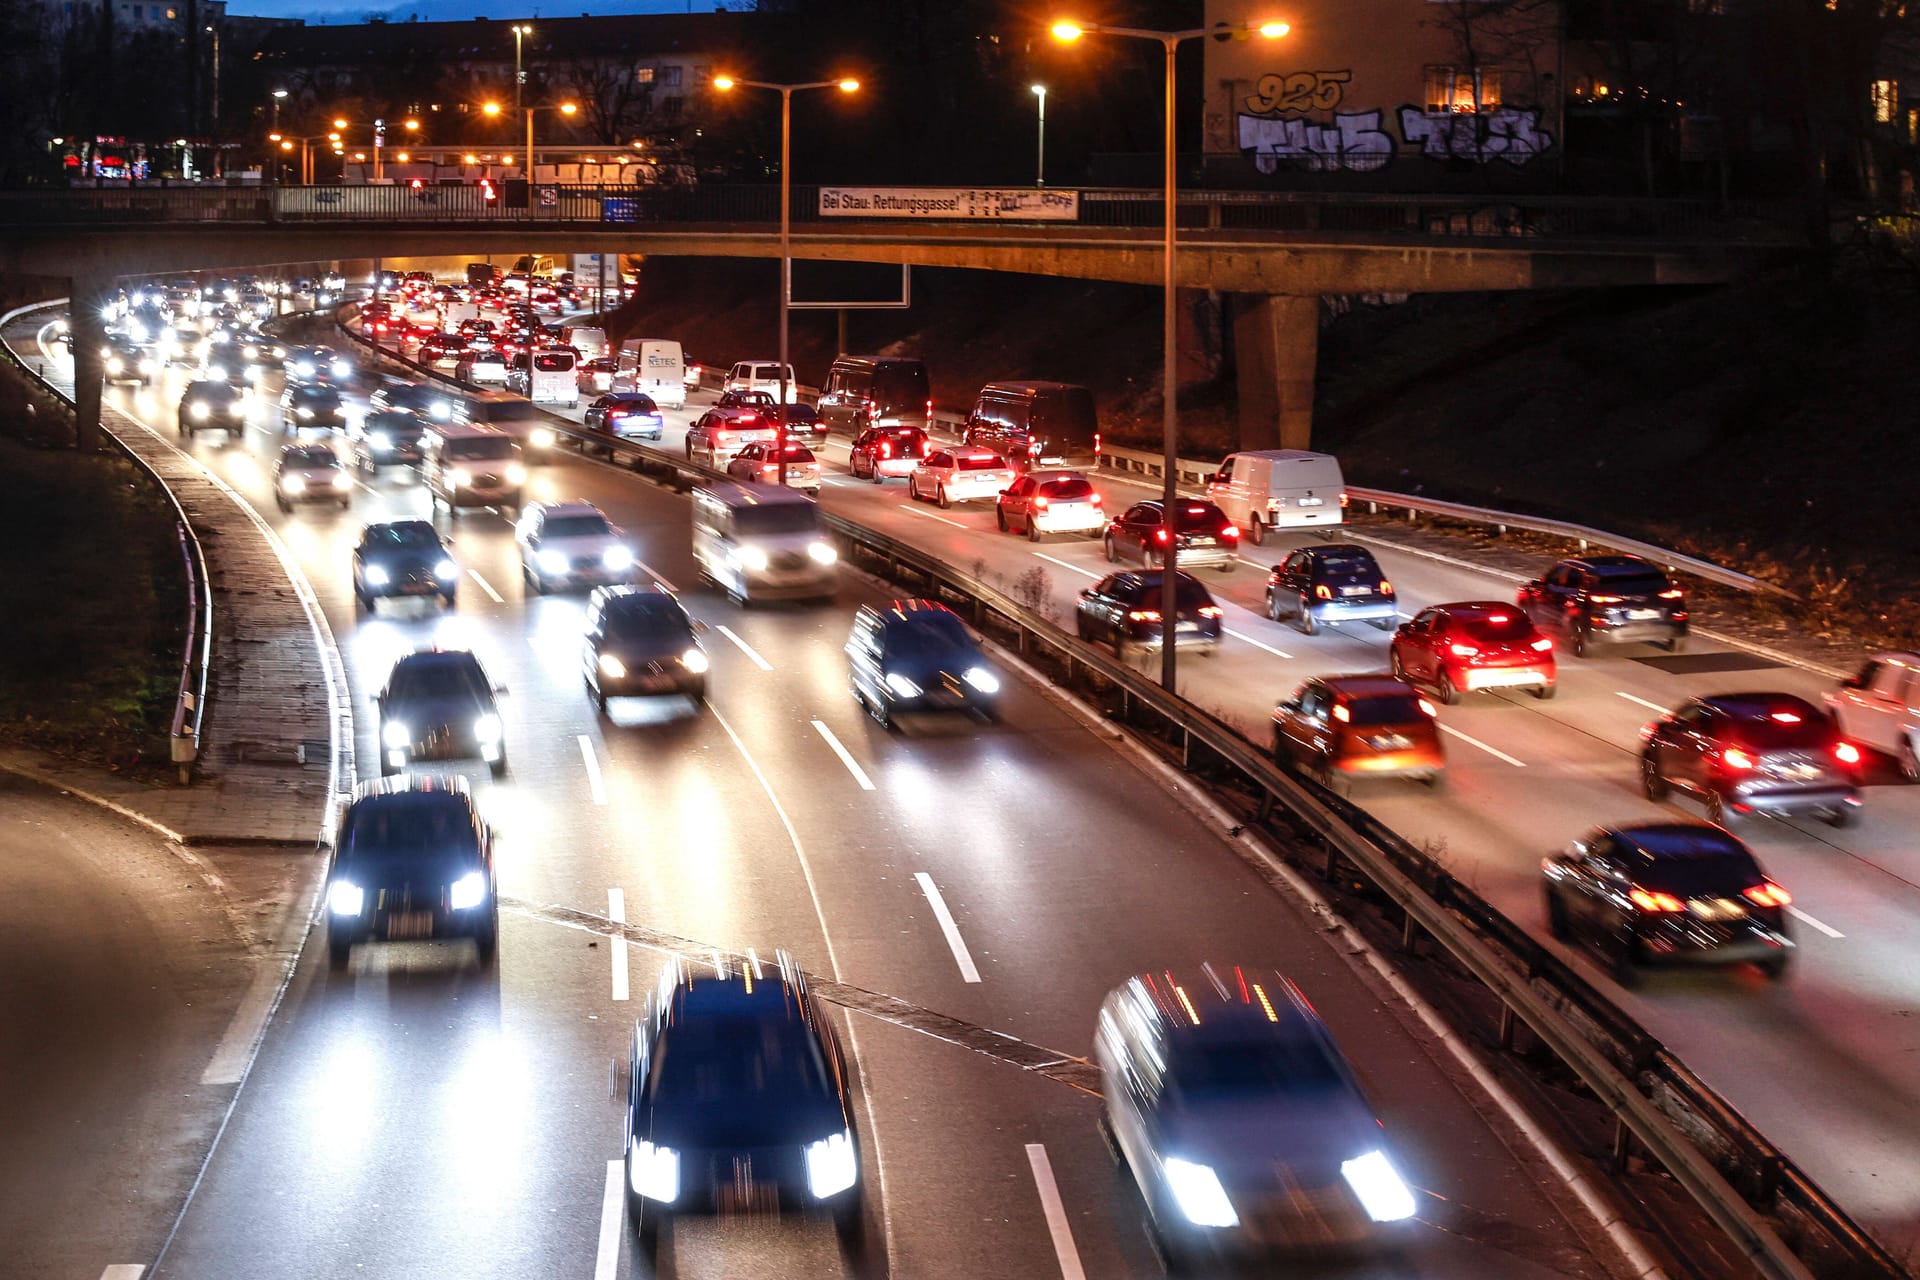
[442,300,480,333]
[691,480,838,604]
[559,325,609,362]
[615,338,686,409]
[523,349,579,407]
[1204,449,1347,544]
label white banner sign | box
[818,187,1079,221]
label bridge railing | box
[0,183,1803,243]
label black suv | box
[624,953,865,1261]
[1542,822,1794,984]
[370,380,454,422]
[375,649,507,777]
[349,409,426,471]
[324,776,498,970]
[1640,692,1863,827]
[353,520,458,612]
[1075,570,1223,659]
[1517,555,1687,657]
[282,383,347,433]
[1265,544,1398,635]
[1103,499,1240,572]
[582,586,708,711]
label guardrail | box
[1095,441,1792,598]
[0,300,213,783]
[339,310,1897,1280]
[0,184,1804,245]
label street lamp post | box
[712,74,860,487]
[1052,17,1289,692]
[271,131,340,185]
[270,89,288,183]
[1031,84,1047,186]
[513,24,532,115]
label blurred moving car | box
[1543,821,1794,983]
[353,520,458,611]
[622,952,865,1261]
[456,349,509,386]
[1075,570,1223,659]
[1517,554,1688,657]
[1271,676,1443,787]
[371,379,455,422]
[686,403,779,467]
[846,599,1000,727]
[1640,693,1862,827]
[101,338,157,386]
[585,392,664,440]
[285,345,352,385]
[908,446,1015,509]
[515,500,636,594]
[1105,499,1240,573]
[995,469,1105,541]
[727,442,822,493]
[1390,601,1554,702]
[274,442,353,511]
[577,356,619,396]
[1096,965,1418,1268]
[281,383,347,433]
[846,425,929,484]
[1825,651,1920,780]
[690,481,839,605]
[178,380,247,439]
[582,586,708,711]
[375,648,507,777]
[1265,544,1396,635]
[324,776,497,970]
[348,409,427,472]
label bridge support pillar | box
[69,276,107,453]
[1232,293,1318,452]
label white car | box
[726,442,822,493]
[908,446,1015,509]
[724,360,799,404]
[515,501,637,595]
[1827,651,1920,779]
[274,443,353,511]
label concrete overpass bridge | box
[0,183,1799,450]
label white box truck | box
[614,338,686,409]
[1204,449,1347,544]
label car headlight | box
[735,545,770,572]
[598,653,627,679]
[292,362,315,380]
[805,1129,858,1200]
[364,564,391,587]
[680,647,709,674]
[529,427,557,450]
[128,322,148,343]
[629,1139,679,1203]
[139,357,158,375]
[536,549,569,576]
[504,463,528,486]
[242,345,258,360]
[281,474,306,493]
[297,407,314,419]
[884,672,922,699]
[962,667,1000,694]
[381,720,411,749]
[244,365,264,384]
[602,545,634,572]
[331,472,353,491]
[368,431,391,448]
[106,356,123,374]
[448,467,472,487]
[449,870,487,911]
[327,881,365,916]
[807,541,838,565]
[209,327,230,344]
[331,360,352,379]
[473,713,502,743]
[429,401,451,421]
[1163,1158,1238,1228]
[434,559,459,581]
[189,401,210,420]
[1341,1150,1417,1223]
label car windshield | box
[649,1013,829,1104]
[606,601,692,643]
[543,514,611,539]
[957,454,1006,471]
[733,504,819,537]
[365,523,438,550]
[616,397,658,413]
[533,353,572,371]
[1167,1036,1346,1101]
[388,658,489,703]
[339,796,479,863]
[1343,694,1426,726]
[285,448,338,468]
[886,614,976,659]
[1039,478,1095,500]
[1454,612,1534,643]
[368,414,422,437]
[1590,570,1670,596]
[195,384,239,402]
[448,437,518,462]
[297,389,341,407]
[772,445,815,461]
[1629,852,1763,897]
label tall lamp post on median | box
[269,89,288,183]
[484,98,577,279]
[1051,16,1290,693]
[1031,84,1048,187]
[712,73,861,488]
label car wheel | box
[1545,891,1571,940]
[871,464,884,485]
[1705,789,1731,826]
[1757,954,1791,980]
[1666,634,1687,654]
[1571,624,1591,658]
[1296,597,1317,636]
[1641,755,1669,800]
[594,685,608,714]
[996,507,1008,532]
[276,494,291,513]
[1422,771,1444,790]
[1103,535,1119,563]
[1027,518,1042,543]
[1827,804,1856,829]
[1248,516,1265,546]
[1436,671,1459,706]
[489,755,508,780]
[1534,681,1557,700]
[1389,650,1408,680]
[1267,591,1284,623]
[936,485,952,510]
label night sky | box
[230,0,750,21]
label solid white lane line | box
[578,734,607,806]
[100,1267,146,1280]
[1032,552,1101,581]
[1615,691,1670,714]
[915,872,982,983]
[633,557,679,592]
[715,624,773,671]
[608,888,630,1001]
[1789,907,1845,939]
[466,568,506,603]
[1024,1144,1087,1280]
[200,956,288,1085]
[1225,627,1293,659]
[812,720,876,791]
[594,1158,624,1280]
[1438,724,1528,768]
[897,502,969,529]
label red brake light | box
[1769,711,1802,724]
[1417,698,1437,717]
[1154,529,1170,543]
[1835,741,1862,765]
[1339,491,1350,507]
[1379,579,1393,596]
[1743,881,1793,908]
[1658,588,1685,600]
[1197,605,1223,617]
[1629,887,1686,913]
[1221,525,1240,540]
[1449,643,1480,657]
[1090,492,1103,506]
[1127,609,1161,622]
[1589,593,1623,604]
[1314,584,1332,600]
[1332,704,1351,723]
[1032,495,1050,509]
[1530,637,1554,652]
[1721,746,1756,771]
[877,441,891,459]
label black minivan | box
[964,380,1099,469]
[817,356,931,436]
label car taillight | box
[920,440,932,456]
[1658,588,1684,600]
[1379,579,1393,596]
[1127,609,1161,622]
[1090,492,1103,506]
[1332,704,1351,722]
[1530,637,1554,652]
[1221,525,1240,540]
[1314,584,1332,600]
[1629,887,1686,913]
[925,398,933,418]
[1449,643,1480,657]
[1032,495,1050,509]
[876,441,892,459]
[1197,605,1223,617]
[1834,741,1862,765]
[1339,491,1350,507]
[761,464,778,475]
[1093,431,1102,457]
[1743,881,1793,908]
[1154,529,1170,544]
[1589,594,1623,604]
[1720,747,1756,771]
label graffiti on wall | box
[1234,69,1555,172]
[1397,107,1554,166]
[1243,71,1352,116]
[1238,111,1395,173]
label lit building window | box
[1873,79,1898,124]
[1424,65,1501,114]
[635,66,654,85]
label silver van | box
[424,423,526,515]
[691,481,838,604]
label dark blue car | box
[324,776,498,970]
[845,599,1002,727]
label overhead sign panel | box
[818,187,1079,221]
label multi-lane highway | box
[10,305,1629,1278]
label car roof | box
[1118,965,1328,1043]
[345,773,475,810]
[1319,675,1420,699]
[945,445,1004,460]
[1604,822,1750,860]
[1696,692,1822,721]
[365,518,435,537]
[533,500,604,519]
[1439,600,1526,619]
[392,648,483,673]
[1298,542,1371,558]
[1566,554,1658,574]
[979,379,1085,395]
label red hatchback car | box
[1390,601,1556,704]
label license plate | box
[1297,497,1324,506]
[1341,586,1371,597]
[1688,899,1747,921]
[1629,609,1660,619]
[385,910,434,940]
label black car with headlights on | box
[375,649,507,778]
[348,409,427,472]
[1641,692,1863,827]
[101,338,157,386]
[370,379,455,423]
[624,952,865,1262]
[324,775,497,970]
[178,380,246,438]
[1266,543,1398,635]
[1095,964,1418,1269]
[1543,821,1794,984]
[846,599,1000,728]
[583,586,708,711]
[1518,554,1688,657]
[1075,569,1223,659]
[281,383,347,433]
[353,520,458,612]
